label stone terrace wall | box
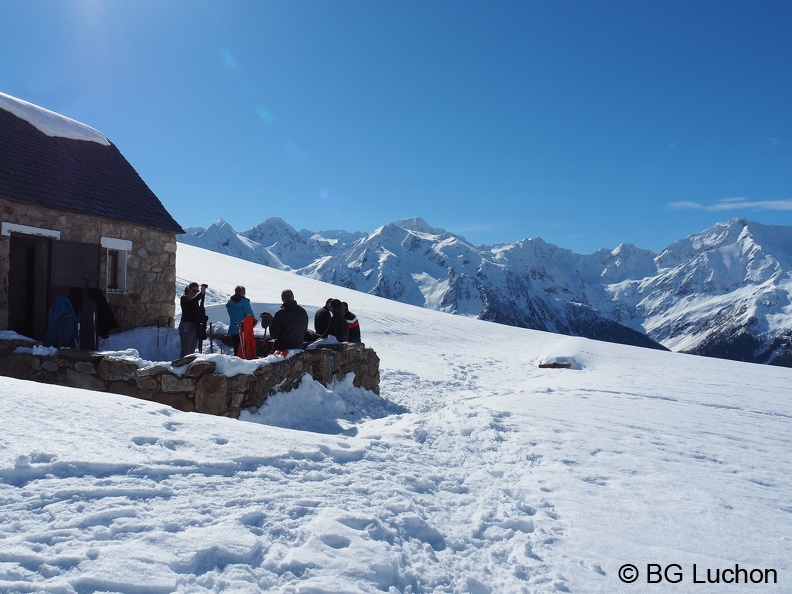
[0,338,380,418]
[0,197,178,331]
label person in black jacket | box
[179,282,206,357]
[307,299,348,350]
[269,289,309,351]
[314,297,333,336]
[326,299,349,342]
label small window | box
[101,237,132,294]
[106,249,127,293]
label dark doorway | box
[8,234,51,340]
[8,235,100,346]
[51,240,101,349]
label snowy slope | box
[180,217,792,365]
[1,243,790,593]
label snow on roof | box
[0,91,110,146]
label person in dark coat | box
[307,299,348,350]
[314,298,333,336]
[269,289,309,351]
[326,299,349,342]
[341,301,361,343]
[179,282,206,357]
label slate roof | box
[0,105,184,233]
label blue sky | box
[2,0,790,254]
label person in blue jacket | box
[226,285,255,355]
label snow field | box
[0,243,789,593]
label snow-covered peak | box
[299,228,365,246]
[243,217,300,245]
[392,217,445,236]
[371,221,411,241]
[184,219,235,240]
[611,242,653,259]
[178,219,272,266]
[656,218,792,275]
[0,91,110,146]
[657,218,753,269]
[600,243,658,281]
[182,226,207,236]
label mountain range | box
[179,217,792,367]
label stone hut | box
[0,92,183,347]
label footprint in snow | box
[582,476,608,486]
[321,534,351,549]
[131,436,158,446]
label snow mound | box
[536,336,590,370]
[240,373,408,435]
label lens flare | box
[219,46,238,72]
[255,104,273,125]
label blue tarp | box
[43,296,78,348]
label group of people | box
[178,283,362,359]
[312,297,361,344]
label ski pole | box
[163,317,171,361]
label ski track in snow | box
[0,370,567,594]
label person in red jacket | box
[237,314,258,359]
[341,301,361,343]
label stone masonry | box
[0,197,178,331]
[0,337,380,418]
